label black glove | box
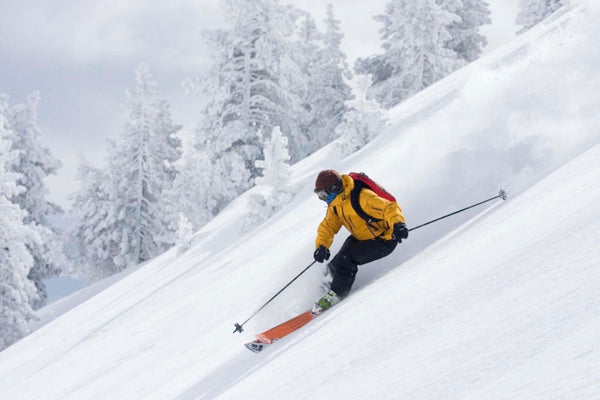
[314,245,330,263]
[393,222,409,243]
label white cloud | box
[0,0,224,68]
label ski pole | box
[233,190,506,333]
[233,260,318,333]
[408,189,507,232]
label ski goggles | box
[314,189,329,201]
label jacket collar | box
[329,174,354,206]
[340,174,354,198]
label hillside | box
[0,3,598,399]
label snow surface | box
[1,3,599,399]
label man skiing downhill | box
[312,170,408,314]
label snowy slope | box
[212,138,600,400]
[0,3,599,400]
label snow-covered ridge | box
[0,3,598,399]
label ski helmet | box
[314,170,342,194]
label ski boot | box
[311,290,340,315]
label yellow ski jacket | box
[316,174,406,249]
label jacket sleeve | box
[360,190,405,227]
[316,207,342,249]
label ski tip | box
[245,341,266,353]
[255,333,274,344]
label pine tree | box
[355,0,464,108]
[65,159,123,280]
[300,5,353,150]
[439,0,491,62]
[67,66,182,279]
[179,1,354,231]
[175,213,194,256]
[335,75,387,156]
[0,123,40,350]
[168,149,217,231]
[2,93,62,308]
[243,126,293,232]
[517,0,563,33]
[108,65,182,266]
[192,0,303,163]
[254,126,292,189]
[182,0,307,220]
[294,12,323,153]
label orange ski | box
[245,310,317,352]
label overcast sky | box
[0,0,518,210]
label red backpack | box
[348,172,397,223]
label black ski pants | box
[328,235,398,298]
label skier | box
[312,170,408,314]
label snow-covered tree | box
[300,5,353,150]
[65,157,130,280]
[2,93,62,308]
[439,0,491,62]
[186,0,303,177]
[355,0,464,108]
[517,0,563,33]
[243,126,293,232]
[181,0,310,224]
[294,12,324,152]
[0,126,40,350]
[168,149,217,230]
[179,1,354,230]
[175,213,194,256]
[107,65,182,266]
[336,76,388,156]
[254,126,292,189]
[67,66,182,279]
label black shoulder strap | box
[350,181,381,223]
